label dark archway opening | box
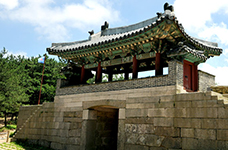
[86,106,119,150]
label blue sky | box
[0,0,228,85]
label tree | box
[0,48,29,126]
[23,55,65,105]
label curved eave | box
[47,14,223,59]
[167,45,208,63]
[173,20,222,56]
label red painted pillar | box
[80,65,85,84]
[132,55,138,79]
[192,64,198,91]
[155,52,163,76]
[96,62,102,83]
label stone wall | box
[15,85,228,149]
[198,70,215,92]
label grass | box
[0,125,17,132]
[0,141,54,150]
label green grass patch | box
[0,141,54,150]
[0,124,17,132]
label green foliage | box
[0,141,54,150]
[0,48,29,126]
[23,55,65,104]
[0,48,65,125]
[0,124,17,132]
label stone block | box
[58,129,68,137]
[143,134,165,147]
[174,118,201,128]
[191,100,218,107]
[38,140,51,148]
[125,117,154,124]
[160,95,176,102]
[68,129,81,137]
[154,102,174,108]
[174,101,191,108]
[125,124,155,134]
[161,137,181,149]
[63,118,82,123]
[83,99,126,109]
[119,108,125,119]
[187,108,217,118]
[127,97,159,103]
[68,137,81,145]
[174,108,187,117]
[217,141,228,149]
[195,129,216,140]
[126,103,145,109]
[64,145,80,150]
[181,128,194,138]
[197,139,217,150]
[126,109,148,117]
[125,133,139,144]
[176,93,205,101]
[125,144,149,150]
[217,119,228,129]
[218,107,228,118]
[148,108,174,117]
[155,127,180,137]
[51,142,63,150]
[69,122,82,130]
[182,138,198,149]
[217,130,228,140]
[154,118,173,127]
[201,119,217,129]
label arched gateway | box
[15,3,228,150]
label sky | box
[0,0,228,85]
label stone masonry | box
[15,84,228,150]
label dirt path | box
[0,132,7,144]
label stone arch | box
[81,100,126,150]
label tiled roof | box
[168,44,208,62]
[47,10,222,57]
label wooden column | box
[96,62,102,83]
[155,52,163,76]
[80,64,85,84]
[132,55,138,79]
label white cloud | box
[0,0,18,10]
[174,0,228,45]
[0,0,120,41]
[198,22,228,46]
[199,63,228,85]
[224,49,228,56]
[3,50,28,58]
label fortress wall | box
[198,70,215,92]
[15,88,228,150]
